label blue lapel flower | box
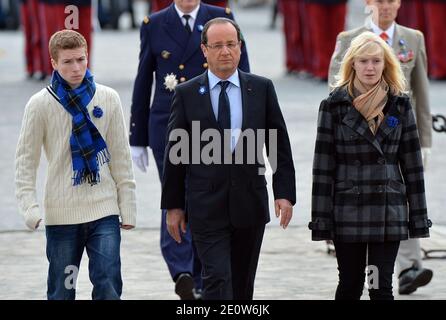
[197,24,204,32]
[386,116,399,128]
[198,86,207,95]
[93,106,103,118]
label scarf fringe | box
[72,148,111,186]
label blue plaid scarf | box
[49,69,110,186]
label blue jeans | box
[45,215,122,300]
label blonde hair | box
[335,31,406,96]
[49,29,87,61]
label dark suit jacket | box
[309,87,432,243]
[129,3,250,152]
[161,70,296,232]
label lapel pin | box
[198,86,207,95]
[93,106,103,118]
[386,116,399,128]
[197,24,204,32]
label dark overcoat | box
[309,86,432,242]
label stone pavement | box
[0,1,445,299]
[0,226,445,300]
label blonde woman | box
[309,32,431,300]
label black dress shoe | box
[175,273,196,300]
[399,267,433,295]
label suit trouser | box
[152,149,202,289]
[396,239,423,277]
[192,224,265,300]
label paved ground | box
[0,1,445,300]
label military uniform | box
[19,0,45,78]
[279,0,306,73]
[19,0,36,77]
[150,0,228,13]
[303,0,347,79]
[396,0,446,79]
[396,0,425,31]
[279,0,346,78]
[424,0,446,79]
[328,22,433,280]
[129,2,250,289]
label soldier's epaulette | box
[225,7,231,15]
[338,31,348,38]
[143,16,150,24]
[415,30,423,37]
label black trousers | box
[333,241,400,300]
[192,225,265,300]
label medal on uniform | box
[161,50,171,59]
[164,73,178,92]
[397,39,414,63]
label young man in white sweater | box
[15,30,136,300]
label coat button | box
[180,77,186,82]
[376,185,384,193]
[179,64,185,70]
[231,180,236,187]
[353,186,360,194]
[354,160,361,166]
[377,157,385,165]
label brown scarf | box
[352,77,389,135]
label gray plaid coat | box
[309,87,432,242]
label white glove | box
[131,146,149,172]
[421,147,431,170]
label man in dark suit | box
[129,0,250,300]
[161,17,296,300]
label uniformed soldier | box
[150,0,228,13]
[129,0,250,300]
[328,0,433,296]
[279,0,346,79]
[303,0,347,80]
[424,0,446,79]
[19,0,45,79]
[279,0,306,73]
[19,0,36,78]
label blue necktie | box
[218,81,231,130]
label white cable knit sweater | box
[15,84,136,230]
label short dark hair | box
[201,17,242,45]
[49,29,87,61]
